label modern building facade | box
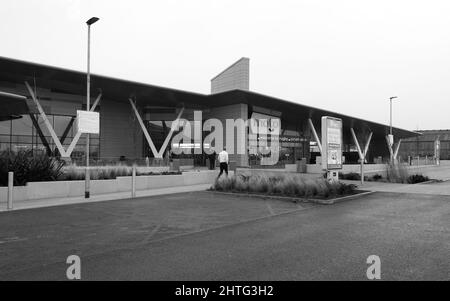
[0,56,418,168]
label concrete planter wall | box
[0,170,229,204]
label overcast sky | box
[1,0,449,131]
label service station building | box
[0,56,418,169]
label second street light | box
[389,96,398,137]
[389,96,398,163]
[85,17,99,199]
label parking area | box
[1,187,449,280]
[0,191,316,278]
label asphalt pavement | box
[0,190,448,280]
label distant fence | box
[398,155,438,166]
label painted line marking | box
[266,203,275,216]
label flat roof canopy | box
[210,90,418,139]
[0,56,418,139]
[0,56,209,108]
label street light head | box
[86,17,99,25]
[390,96,398,100]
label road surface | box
[0,190,448,280]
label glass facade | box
[248,111,309,166]
[139,107,311,167]
[143,116,207,166]
[0,114,99,159]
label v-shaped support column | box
[385,135,402,164]
[25,81,101,158]
[350,128,373,184]
[129,98,184,158]
[308,118,322,155]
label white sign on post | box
[321,116,343,171]
[387,134,394,147]
[76,110,99,134]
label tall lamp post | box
[389,96,398,136]
[389,96,398,163]
[85,17,99,198]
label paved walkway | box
[0,184,211,212]
[2,163,449,212]
[343,180,450,196]
[342,163,450,196]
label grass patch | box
[385,164,429,184]
[209,173,356,199]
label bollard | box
[7,171,13,210]
[131,165,136,198]
[360,160,364,185]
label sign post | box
[321,116,343,182]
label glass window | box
[282,129,300,137]
[11,136,32,144]
[0,120,11,135]
[35,144,48,152]
[12,115,33,136]
[0,142,10,152]
[77,136,86,145]
[89,145,99,159]
[54,115,74,137]
[32,114,53,137]
[12,144,33,152]
[71,146,85,159]
[90,138,100,146]
[0,135,10,143]
[148,121,164,132]
[62,138,72,146]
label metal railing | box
[399,155,438,166]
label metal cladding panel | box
[211,58,250,94]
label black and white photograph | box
[0,0,449,292]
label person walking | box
[217,147,229,178]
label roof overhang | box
[0,56,209,108]
[209,89,419,139]
[0,56,419,139]
[0,91,29,120]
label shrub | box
[0,150,65,186]
[339,172,361,180]
[407,174,429,184]
[371,174,383,181]
[211,173,356,199]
